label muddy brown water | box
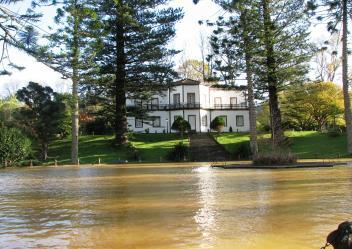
[0,164,351,249]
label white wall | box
[210,110,249,132]
[209,88,246,106]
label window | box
[187,93,196,104]
[153,116,161,127]
[219,115,227,127]
[151,98,159,110]
[134,99,142,108]
[135,118,143,128]
[173,94,180,105]
[236,115,244,127]
[201,115,207,126]
[230,97,237,108]
[214,97,222,108]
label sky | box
[0,0,331,97]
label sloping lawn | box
[46,134,187,165]
[215,131,349,159]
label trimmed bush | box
[171,117,191,138]
[210,116,225,132]
[0,126,32,166]
[167,142,189,161]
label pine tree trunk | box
[262,0,284,147]
[240,9,258,157]
[342,0,352,154]
[71,1,79,164]
[42,143,48,161]
[114,1,128,145]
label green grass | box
[46,134,187,165]
[215,131,349,159]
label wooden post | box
[30,160,33,167]
[55,159,57,166]
[98,158,101,165]
[77,158,80,166]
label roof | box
[172,79,201,86]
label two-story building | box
[126,79,250,133]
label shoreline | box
[1,158,352,170]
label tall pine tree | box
[257,0,312,147]
[32,0,98,164]
[205,0,260,156]
[93,0,183,145]
[308,0,352,154]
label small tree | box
[171,117,191,138]
[210,116,225,133]
[16,82,66,160]
[0,126,31,166]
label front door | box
[188,115,196,131]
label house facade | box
[126,79,250,133]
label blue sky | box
[0,0,330,97]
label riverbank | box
[25,131,352,166]
[215,131,349,159]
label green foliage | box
[55,93,74,138]
[0,95,21,124]
[281,82,344,131]
[171,117,191,137]
[0,126,31,166]
[89,0,183,144]
[210,116,225,132]
[234,141,252,160]
[177,59,210,81]
[167,142,189,162]
[83,117,113,135]
[15,82,67,160]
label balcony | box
[127,102,248,111]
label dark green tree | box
[307,0,352,153]
[258,0,312,147]
[171,117,191,138]
[0,125,31,167]
[207,0,260,156]
[15,82,66,160]
[93,0,183,146]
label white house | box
[126,79,250,133]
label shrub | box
[253,152,297,166]
[83,117,113,135]
[0,126,32,166]
[171,117,191,138]
[327,126,342,137]
[167,142,189,161]
[210,116,225,132]
[235,141,252,159]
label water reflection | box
[193,166,218,248]
[0,166,351,248]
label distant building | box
[126,79,249,133]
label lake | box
[0,164,351,249]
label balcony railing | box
[127,102,248,111]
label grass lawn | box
[46,133,187,165]
[215,131,349,159]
